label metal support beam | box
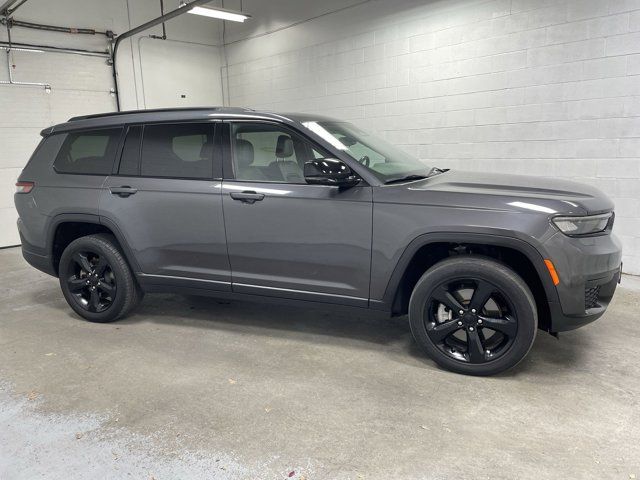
[111,0,214,110]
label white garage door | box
[0,48,115,247]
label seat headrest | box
[235,139,254,167]
[276,135,294,158]
[199,141,213,160]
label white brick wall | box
[226,0,640,274]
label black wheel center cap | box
[462,313,477,325]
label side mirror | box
[304,158,360,188]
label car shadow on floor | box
[29,280,588,377]
[113,292,588,376]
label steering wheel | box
[358,155,370,167]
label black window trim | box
[111,120,222,181]
[52,127,125,177]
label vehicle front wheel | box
[58,234,143,323]
[409,256,537,376]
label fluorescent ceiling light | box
[180,2,250,22]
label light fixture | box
[179,1,250,22]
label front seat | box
[270,135,304,183]
[235,139,268,181]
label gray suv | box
[14,107,622,375]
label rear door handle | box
[229,191,265,204]
[110,186,138,197]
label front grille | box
[585,286,601,310]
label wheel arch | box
[47,214,140,276]
[379,232,560,332]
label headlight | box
[552,213,613,236]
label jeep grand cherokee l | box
[14,107,623,375]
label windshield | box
[302,120,431,182]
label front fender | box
[370,230,560,312]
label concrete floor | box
[0,246,639,480]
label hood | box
[377,170,614,216]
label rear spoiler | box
[40,126,54,137]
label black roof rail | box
[68,106,254,122]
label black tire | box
[409,256,537,376]
[58,233,143,323]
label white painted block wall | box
[225,0,640,274]
[0,0,223,247]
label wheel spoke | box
[466,328,486,363]
[469,280,494,311]
[432,286,465,313]
[73,252,92,273]
[428,319,462,343]
[67,276,86,293]
[94,256,108,276]
[98,281,114,295]
[479,315,517,337]
[88,289,100,312]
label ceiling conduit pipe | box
[110,0,215,111]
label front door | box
[100,122,230,290]
[221,121,373,306]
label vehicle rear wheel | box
[409,256,537,376]
[58,234,143,323]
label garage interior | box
[1,0,640,478]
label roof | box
[42,107,342,136]
[68,106,255,121]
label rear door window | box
[54,128,123,175]
[140,123,217,179]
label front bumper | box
[543,231,622,332]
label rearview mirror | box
[304,158,360,188]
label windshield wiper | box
[384,174,429,185]
[426,167,449,177]
[384,167,450,185]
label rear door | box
[100,121,230,290]
[221,121,373,306]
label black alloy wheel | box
[59,234,143,323]
[65,251,117,313]
[409,256,537,376]
[425,278,517,364]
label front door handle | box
[230,191,265,204]
[110,186,138,198]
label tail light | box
[15,181,34,194]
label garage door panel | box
[0,52,115,248]
[0,207,20,246]
[48,89,115,124]
[2,127,42,169]
[10,51,113,92]
[0,87,52,127]
[0,168,22,210]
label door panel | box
[222,181,373,304]
[99,121,230,289]
[101,177,230,288]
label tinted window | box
[141,123,215,179]
[54,128,122,175]
[118,126,142,176]
[232,123,328,183]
